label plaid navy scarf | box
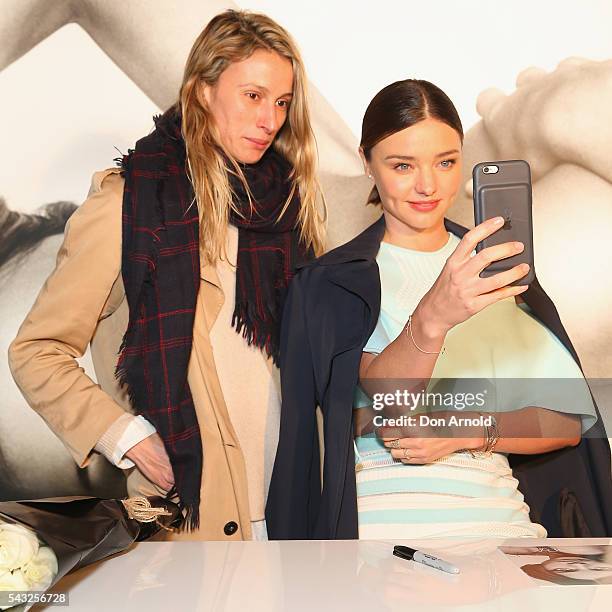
[116,109,311,532]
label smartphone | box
[472,159,535,286]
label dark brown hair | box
[360,79,463,204]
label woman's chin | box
[386,208,447,232]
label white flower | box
[0,568,30,611]
[22,546,58,591]
[0,524,39,572]
[0,567,29,591]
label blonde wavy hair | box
[174,9,326,263]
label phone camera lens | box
[483,167,489,174]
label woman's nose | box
[257,103,277,134]
[415,169,436,196]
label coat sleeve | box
[265,268,321,539]
[513,276,612,536]
[8,169,129,469]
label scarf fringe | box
[114,324,142,414]
[114,365,141,419]
[231,300,281,366]
[179,503,200,533]
[161,484,200,533]
[114,148,134,175]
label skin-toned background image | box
[500,544,612,585]
[1,0,611,500]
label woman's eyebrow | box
[384,149,460,161]
[238,82,293,97]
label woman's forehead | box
[220,49,293,95]
[373,119,462,158]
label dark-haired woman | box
[266,80,612,540]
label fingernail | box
[515,242,524,250]
[494,216,504,225]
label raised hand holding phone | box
[413,215,530,341]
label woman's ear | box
[358,147,372,179]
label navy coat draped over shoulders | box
[266,216,612,539]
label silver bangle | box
[405,314,444,355]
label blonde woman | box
[9,9,325,541]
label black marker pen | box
[393,545,460,574]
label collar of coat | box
[302,214,581,366]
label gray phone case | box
[472,159,535,286]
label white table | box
[37,538,612,611]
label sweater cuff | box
[95,413,156,469]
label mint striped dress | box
[355,234,597,539]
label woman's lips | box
[408,199,441,212]
[245,137,270,149]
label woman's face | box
[362,118,462,235]
[201,48,294,164]
[543,556,612,581]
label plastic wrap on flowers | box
[0,496,182,611]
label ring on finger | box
[403,448,410,460]
[389,439,401,449]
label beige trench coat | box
[9,168,272,541]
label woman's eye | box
[394,163,411,171]
[277,99,290,109]
[440,159,457,168]
[247,92,260,100]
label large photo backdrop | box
[1,0,611,499]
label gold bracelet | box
[405,314,444,355]
[469,412,488,458]
[486,415,500,453]
[469,414,500,457]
